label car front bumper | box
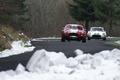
[87,34,106,39]
[64,34,84,40]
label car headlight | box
[64,31,67,34]
[81,32,84,35]
[87,32,91,35]
[102,33,106,36]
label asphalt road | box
[0,38,120,71]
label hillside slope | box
[0,24,29,51]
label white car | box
[87,27,107,40]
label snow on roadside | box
[0,48,120,80]
[107,37,120,45]
[32,37,119,41]
[32,37,61,41]
[0,41,35,58]
[115,40,120,44]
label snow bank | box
[115,40,120,44]
[74,49,83,56]
[0,48,120,80]
[26,48,120,79]
[26,49,50,72]
[0,41,35,58]
[15,63,25,74]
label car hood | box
[68,29,79,33]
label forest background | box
[0,0,120,38]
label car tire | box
[88,37,91,40]
[78,39,81,42]
[61,36,65,42]
[103,37,106,41]
[68,40,70,42]
[82,37,86,43]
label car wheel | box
[68,40,70,42]
[88,37,91,40]
[78,39,81,42]
[103,37,106,41]
[82,37,86,43]
[61,36,65,42]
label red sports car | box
[61,24,86,42]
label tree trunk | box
[85,20,89,32]
[109,10,113,36]
[109,21,112,36]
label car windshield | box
[65,26,83,30]
[91,27,103,31]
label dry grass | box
[0,37,12,51]
[0,24,29,51]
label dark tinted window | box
[91,28,103,31]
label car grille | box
[69,33,78,36]
[92,35,101,38]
